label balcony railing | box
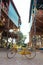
[1,2,9,14]
[0,3,1,20]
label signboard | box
[8,2,19,27]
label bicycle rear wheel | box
[7,49,16,59]
[25,47,36,59]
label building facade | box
[29,0,43,48]
[0,0,21,47]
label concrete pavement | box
[0,49,43,65]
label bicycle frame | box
[7,44,36,59]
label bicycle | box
[7,43,36,59]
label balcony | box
[1,2,9,14]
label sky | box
[13,0,31,43]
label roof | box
[36,0,43,10]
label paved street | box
[0,49,43,65]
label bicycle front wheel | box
[25,47,36,59]
[7,49,16,59]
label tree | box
[16,31,26,46]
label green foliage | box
[16,31,26,46]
